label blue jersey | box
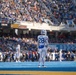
[37,35,48,49]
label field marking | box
[0,71,76,75]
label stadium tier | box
[0,0,76,25]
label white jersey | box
[15,44,20,59]
[16,44,20,52]
[37,35,48,49]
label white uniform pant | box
[15,52,20,59]
[38,48,47,65]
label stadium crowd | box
[0,0,76,25]
[0,34,76,62]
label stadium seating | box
[0,0,76,26]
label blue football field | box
[0,61,76,75]
[0,61,76,71]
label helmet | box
[41,30,47,35]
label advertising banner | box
[49,43,76,50]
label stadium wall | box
[12,21,76,31]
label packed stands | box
[0,35,76,62]
[0,0,76,25]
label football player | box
[37,30,49,67]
